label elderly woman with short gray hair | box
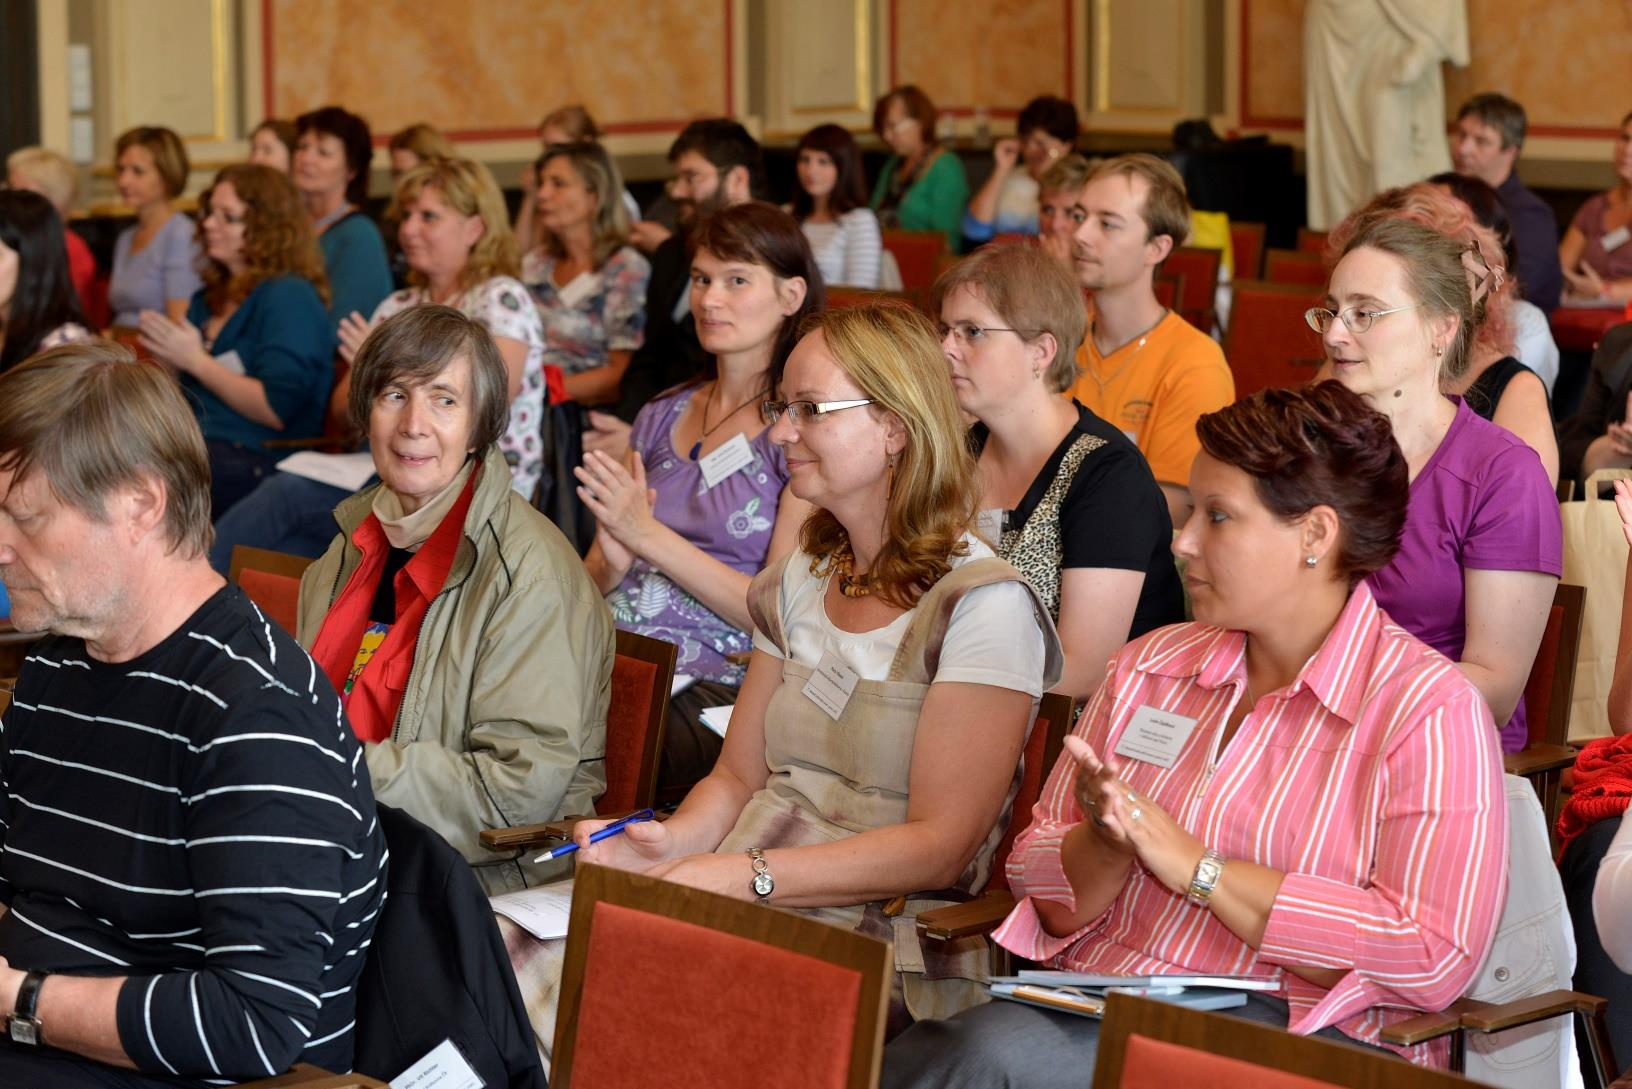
[295,304,615,894]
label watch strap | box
[13,971,45,1020]
[1185,848,1226,908]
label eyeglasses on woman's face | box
[759,399,874,427]
[935,320,1037,347]
[1303,303,1421,336]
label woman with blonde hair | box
[570,301,1061,1029]
[522,140,649,406]
[386,122,455,180]
[108,125,201,327]
[513,105,641,249]
[139,163,332,512]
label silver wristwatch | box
[747,847,774,901]
[1185,848,1226,908]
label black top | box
[370,547,414,623]
[0,585,387,1084]
[613,233,711,421]
[974,401,1186,639]
[1464,355,1540,423]
[1496,172,1563,314]
[1559,321,1632,485]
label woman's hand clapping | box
[575,449,659,553]
[1064,735,1203,897]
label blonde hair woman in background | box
[108,125,201,327]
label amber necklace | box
[818,544,873,598]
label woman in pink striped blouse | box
[882,382,1509,1087]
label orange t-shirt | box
[1067,311,1235,487]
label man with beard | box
[588,119,761,449]
[1063,154,1233,528]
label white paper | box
[490,879,575,941]
[1559,294,1626,310]
[671,673,697,697]
[554,270,600,310]
[801,650,860,720]
[214,349,246,376]
[1111,705,1200,769]
[1602,225,1631,253]
[390,1037,485,1089]
[699,704,733,738]
[699,432,754,489]
[276,451,378,491]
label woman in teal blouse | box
[870,84,968,253]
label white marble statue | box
[1303,0,1469,229]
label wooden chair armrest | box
[238,1062,389,1088]
[478,810,666,851]
[916,891,1016,942]
[1458,989,1606,1033]
[1504,744,1579,777]
[1378,998,1491,1046]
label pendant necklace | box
[1087,310,1168,397]
[689,383,759,460]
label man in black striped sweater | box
[0,343,387,1087]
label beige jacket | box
[296,449,613,893]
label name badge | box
[802,649,861,720]
[390,1038,484,1089]
[1603,225,1631,253]
[1112,705,1200,768]
[700,432,754,489]
[215,349,246,376]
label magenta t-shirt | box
[1367,398,1562,753]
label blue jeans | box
[209,471,364,575]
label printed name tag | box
[1112,705,1200,768]
[700,432,755,489]
[215,349,246,376]
[390,1037,484,1089]
[802,649,861,720]
[1604,226,1632,253]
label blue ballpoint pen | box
[535,808,657,862]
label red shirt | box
[64,229,99,325]
[310,473,477,742]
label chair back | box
[1522,583,1585,750]
[988,692,1075,894]
[1230,221,1267,280]
[881,229,949,293]
[1162,247,1221,331]
[1222,280,1326,398]
[229,546,316,636]
[1296,226,1329,255]
[554,864,892,1089]
[1093,993,1478,1089]
[1264,248,1328,286]
[602,630,678,814]
[1153,272,1184,311]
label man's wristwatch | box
[7,970,47,1047]
[747,847,775,901]
[1185,848,1226,908]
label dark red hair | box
[1196,381,1407,580]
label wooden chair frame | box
[552,863,892,1089]
[1381,990,1619,1087]
[1505,582,1586,838]
[240,1064,385,1088]
[1162,246,1221,332]
[1264,247,1329,287]
[228,545,317,590]
[1230,220,1268,281]
[1093,993,1478,1089]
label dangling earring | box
[886,453,897,501]
[1433,344,1443,357]
[1304,554,1318,568]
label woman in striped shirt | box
[882,382,1508,1086]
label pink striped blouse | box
[992,583,1509,1067]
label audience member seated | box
[6,147,96,313]
[514,105,643,255]
[1064,154,1235,529]
[0,190,91,371]
[1560,320,1632,487]
[1037,153,1093,268]
[963,95,1078,244]
[932,242,1183,699]
[871,84,968,253]
[1560,109,1632,307]
[0,343,387,1087]
[539,302,1060,1044]
[881,381,1508,1087]
[387,121,455,180]
[248,117,297,174]
[1452,92,1563,312]
[523,141,650,407]
[599,118,760,438]
[296,305,612,895]
[578,202,820,794]
[792,123,882,289]
[107,125,200,327]
[1315,215,1560,753]
[1344,183,1558,484]
[139,164,334,514]
[294,105,393,331]
[1430,170,1561,394]
[209,156,541,570]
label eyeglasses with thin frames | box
[1303,304,1421,335]
[935,321,1039,346]
[759,399,874,427]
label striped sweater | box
[0,584,387,1085]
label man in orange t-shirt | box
[1065,154,1234,527]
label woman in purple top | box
[1312,214,1560,753]
[576,203,824,790]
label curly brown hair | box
[199,163,330,313]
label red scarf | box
[1557,732,1632,850]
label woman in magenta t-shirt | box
[1311,213,1560,753]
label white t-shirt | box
[1509,298,1560,396]
[1594,807,1632,972]
[752,536,1047,695]
[801,207,883,290]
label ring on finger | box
[1129,806,1143,822]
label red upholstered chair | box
[1296,226,1329,255]
[1222,280,1326,398]
[1264,248,1329,287]
[1505,583,1585,848]
[552,863,891,1089]
[1230,220,1267,281]
[1093,993,1477,1089]
[1551,307,1629,355]
[881,229,949,293]
[228,545,315,636]
[1153,272,1184,312]
[1162,246,1221,332]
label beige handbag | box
[1560,469,1632,741]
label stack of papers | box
[988,971,1280,1019]
[490,880,575,940]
